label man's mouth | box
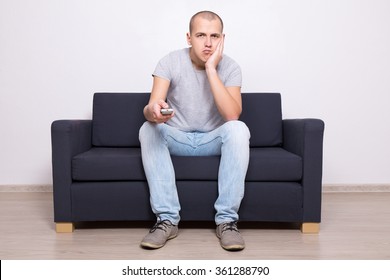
[202,50,213,58]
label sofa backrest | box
[240,93,282,147]
[92,92,149,147]
[92,92,282,147]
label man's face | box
[187,16,223,67]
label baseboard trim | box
[0,184,53,192]
[322,184,390,193]
[1,184,389,193]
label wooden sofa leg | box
[56,223,75,233]
[301,223,320,233]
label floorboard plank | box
[0,192,389,259]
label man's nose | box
[205,36,212,47]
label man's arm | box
[143,76,173,123]
[205,36,242,121]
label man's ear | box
[186,32,191,45]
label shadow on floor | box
[73,220,301,230]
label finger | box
[157,99,169,109]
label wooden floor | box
[0,192,389,260]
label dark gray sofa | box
[51,92,324,233]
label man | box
[139,11,250,251]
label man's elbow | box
[223,112,241,121]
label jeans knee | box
[224,120,250,140]
[139,121,156,143]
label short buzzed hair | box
[189,11,224,34]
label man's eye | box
[197,34,205,38]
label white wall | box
[1,0,389,186]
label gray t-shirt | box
[153,48,242,132]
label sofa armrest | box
[51,120,92,222]
[282,118,325,222]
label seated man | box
[139,10,250,251]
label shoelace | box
[221,221,240,233]
[149,220,171,233]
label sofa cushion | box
[72,147,302,182]
[92,93,149,147]
[72,148,220,181]
[246,148,302,181]
[240,93,283,147]
[72,148,145,181]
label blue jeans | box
[139,120,250,225]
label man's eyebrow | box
[194,32,221,37]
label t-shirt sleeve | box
[152,53,172,81]
[220,55,242,87]
[225,64,242,87]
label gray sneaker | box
[216,221,245,251]
[140,220,178,249]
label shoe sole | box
[221,243,245,251]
